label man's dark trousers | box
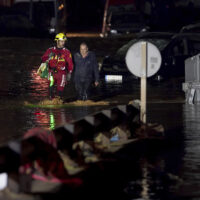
[75,79,91,100]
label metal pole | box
[29,0,33,21]
[140,42,147,123]
[101,0,109,37]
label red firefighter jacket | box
[42,47,73,73]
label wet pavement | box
[0,37,200,199]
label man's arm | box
[66,51,74,74]
[92,53,99,85]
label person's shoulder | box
[46,47,56,52]
[49,47,56,50]
[62,47,71,53]
[74,52,81,58]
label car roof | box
[172,32,200,39]
[180,23,200,33]
[135,32,175,39]
[116,32,200,57]
[115,32,173,57]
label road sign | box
[125,41,162,78]
[125,41,162,123]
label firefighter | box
[41,33,73,99]
[73,42,99,100]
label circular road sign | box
[125,41,162,78]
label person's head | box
[80,42,88,57]
[55,33,67,48]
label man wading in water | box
[73,43,99,101]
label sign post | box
[125,41,162,123]
[140,42,147,123]
[101,0,110,37]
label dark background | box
[0,0,200,37]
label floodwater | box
[0,38,200,200]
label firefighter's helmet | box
[55,33,67,41]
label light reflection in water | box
[123,103,186,200]
[178,103,200,197]
[49,112,55,130]
[123,103,200,200]
[141,161,150,200]
[29,68,49,97]
[34,109,73,130]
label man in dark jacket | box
[73,43,99,100]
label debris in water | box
[66,100,109,106]
[129,99,140,108]
[135,123,164,139]
[39,97,64,105]
[24,99,109,107]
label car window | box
[167,38,191,57]
[2,15,34,29]
[171,41,185,56]
[190,40,200,54]
[111,13,143,25]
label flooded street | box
[0,37,200,199]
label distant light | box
[141,28,147,32]
[141,26,150,32]
[49,28,55,34]
[58,4,64,11]
[110,29,118,34]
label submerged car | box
[0,14,50,37]
[106,11,149,35]
[100,32,200,83]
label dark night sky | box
[1,0,200,36]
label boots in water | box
[49,86,54,100]
[82,94,88,101]
[58,91,64,99]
